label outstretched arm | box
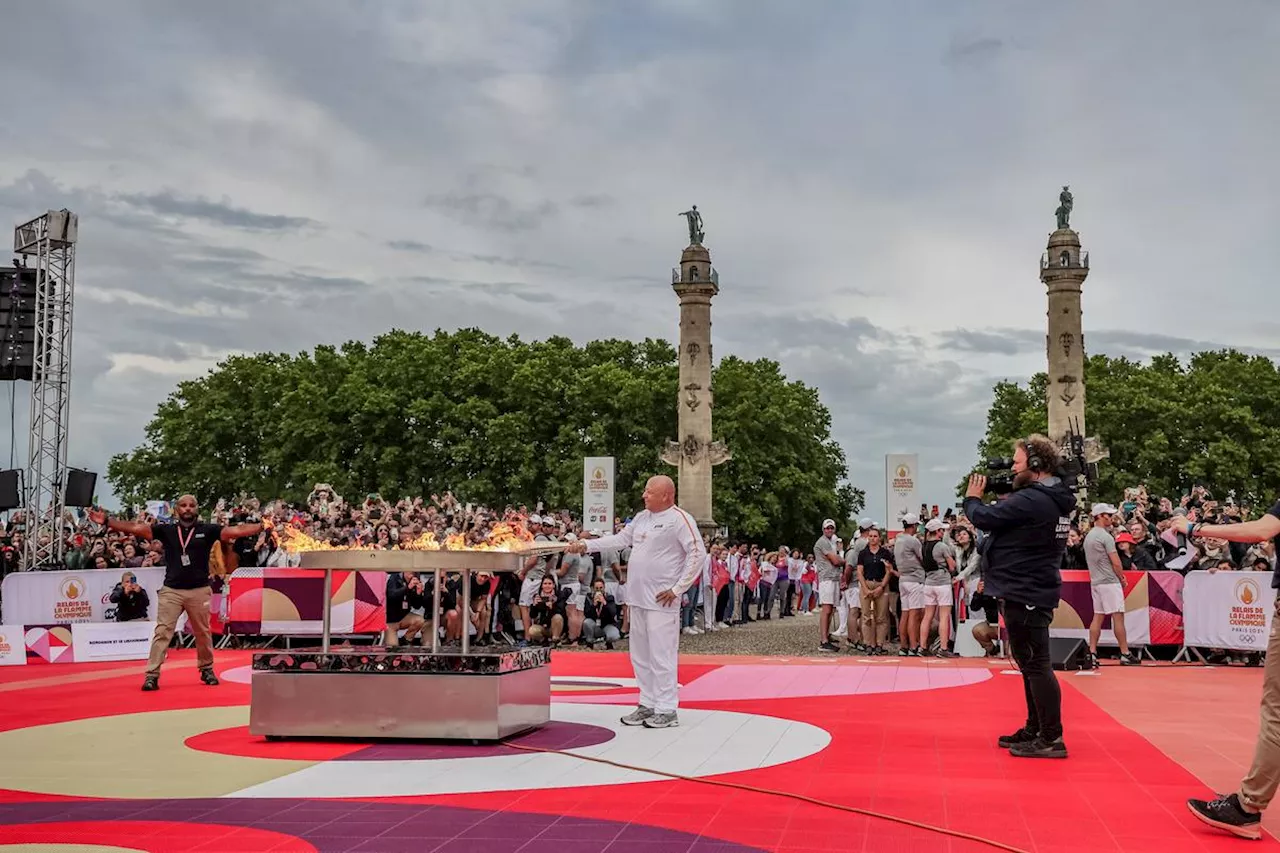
[221,522,265,543]
[89,507,152,540]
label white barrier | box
[0,624,23,665]
[71,621,155,662]
[1183,570,1275,652]
[0,568,164,625]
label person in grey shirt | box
[813,519,846,652]
[894,513,926,656]
[1083,504,1136,667]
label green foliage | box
[969,350,1280,508]
[108,329,862,544]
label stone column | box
[661,243,729,539]
[1041,227,1089,445]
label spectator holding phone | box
[110,571,150,622]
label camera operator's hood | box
[1028,476,1078,515]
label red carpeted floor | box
[0,649,1272,852]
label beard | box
[1012,469,1036,490]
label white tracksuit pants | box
[629,605,681,714]
[836,596,849,635]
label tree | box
[108,328,862,544]
[968,350,1280,508]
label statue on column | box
[679,205,705,245]
[1055,186,1074,230]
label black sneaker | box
[818,641,840,653]
[1121,653,1140,666]
[997,727,1037,749]
[937,649,959,659]
[1187,793,1262,840]
[1009,737,1068,759]
[141,676,159,692]
[200,669,220,686]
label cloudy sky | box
[1,1,1277,521]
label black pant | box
[1002,600,1062,741]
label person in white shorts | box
[1083,503,1137,668]
[919,518,958,657]
[893,513,926,656]
[813,519,847,652]
[842,521,872,652]
[559,532,587,642]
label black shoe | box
[1009,736,1068,759]
[937,649,959,659]
[200,669,219,686]
[1247,653,1263,667]
[1187,793,1262,840]
[818,641,840,653]
[997,727,1038,749]
[141,676,159,692]
[1120,653,1140,666]
[605,641,615,650]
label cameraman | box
[963,434,1077,760]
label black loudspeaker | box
[64,469,96,507]
[1050,637,1087,671]
[0,469,20,511]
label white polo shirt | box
[585,506,706,612]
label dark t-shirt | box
[152,522,223,589]
[857,546,892,584]
[1269,500,1280,589]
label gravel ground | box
[610,612,866,657]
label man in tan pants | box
[90,495,263,691]
[1172,505,1280,840]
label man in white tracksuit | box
[572,475,706,729]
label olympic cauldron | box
[249,546,556,741]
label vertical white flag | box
[583,457,616,534]
[884,454,919,531]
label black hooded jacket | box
[963,477,1077,610]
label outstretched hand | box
[87,506,107,525]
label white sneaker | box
[691,627,703,634]
[718,622,731,629]
[706,623,719,632]
[682,626,696,635]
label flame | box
[65,582,80,600]
[1241,584,1256,605]
[275,520,536,554]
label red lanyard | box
[177,525,195,555]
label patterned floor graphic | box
[0,649,1272,852]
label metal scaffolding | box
[14,210,78,569]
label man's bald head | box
[642,475,676,513]
[175,494,199,524]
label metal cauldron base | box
[247,647,551,741]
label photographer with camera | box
[963,435,1077,760]
[109,571,150,622]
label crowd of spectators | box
[0,480,1273,658]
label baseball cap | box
[1091,503,1118,517]
[822,518,837,530]
[901,512,920,527]
[1113,532,1136,544]
[858,517,876,530]
[527,514,543,525]
[564,532,578,542]
[924,519,947,533]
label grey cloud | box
[939,328,1041,356]
[944,36,1005,67]
[387,239,568,271]
[423,192,559,233]
[387,239,435,253]
[116,191,316,232]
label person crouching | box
[385,570,429,646]
[527,576,566,645]
[582,578,621,649]
[111,571,150,622]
